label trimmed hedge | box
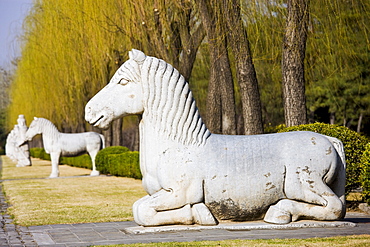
[103,152,141,179]
[60,154,92,169]
[30,147,51,161]
[278,123,369,196]
[95,146,141,178]
[95,146,130,173]
[360,143,370,205]
[29,146,141,180]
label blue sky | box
[0,0,33,68]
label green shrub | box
[95,146,130,174]
[105,152,141,179]
[60,154,92,169]
[29,146,141,179]
[30,147,43,158]
[278,122,369,195]
[30,147,51,160]
[360,143,370,205]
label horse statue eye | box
[119,78,129,85]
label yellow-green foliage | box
[278,123,369,197]
[360,143,370,204]
[7,0,132,130]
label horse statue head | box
[24,117,44,142]
[86,49,210,146]
[85,49,145,129]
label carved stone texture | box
[24,117,105,178]
[85,49,346,226]
[5,115,32,167]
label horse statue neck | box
[37,118,60,144]
[140,56,210,146]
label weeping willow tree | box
[8,0,206,150]
[8,0,131,132]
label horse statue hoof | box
[90,170,100,176]
[264,205,291,224]
[49,173,59,178]
[192,203,217,225]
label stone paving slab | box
[22,212,369,246]
[125,219,357,234]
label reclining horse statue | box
[85,49,346,226]
[22,117,105,178]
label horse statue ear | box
[129,49,146,65]
[34,117,38,120]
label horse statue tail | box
[324,135,346,217]
[325,135,346,169]
[99,134,106,149]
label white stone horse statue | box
[85,49,346,226]
[22,117,105,178]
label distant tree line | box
[4,0,370,151]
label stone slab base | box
[125,220,357,234]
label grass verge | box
[96,235,370,246]
[1,156,146,226]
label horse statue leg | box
[264,163,345,224]
[133,189,217,226]
[88,149,100,176]
[49,151,60,178]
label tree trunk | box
[111,50,123,146]
[223,0,264,135]
[206,63,222,133]
[197,0,236,135]
[330,112,335,125]
[112,119,123,146]
[103,128,112,147]
[177,8,206,82]
[282,0,309,127]
[357,112,363,133]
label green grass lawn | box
[1,155,146,226]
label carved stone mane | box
[139,56,210,146]
[35,118,60,141]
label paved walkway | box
[1,158,369,246]
[1,208,370,247]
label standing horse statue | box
[22,117,105,178]
[85,49,346,226]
